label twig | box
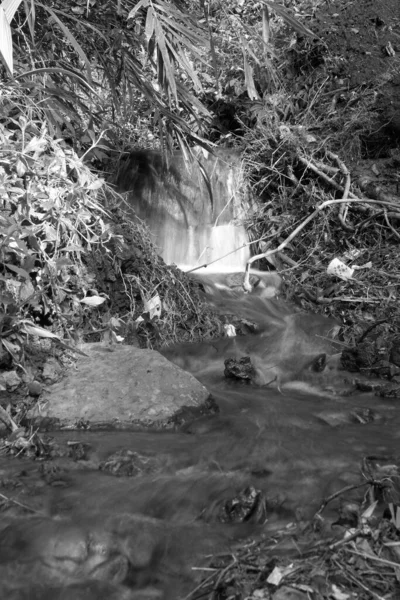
[187,233,272,273]
[243,197,400,291]
[325,151,353,231]
[357,319,387,344]
[0,405,19,432]
[315,482,369,517]
[384,210,400,240]
[329,529,366,550]
[347,549,400,570]
[0,492,47,516]
[334,559,387,600]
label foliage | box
[0,83,222,372]
[0,0,318,153]
[0,84,116,362]
[1,0,213,152]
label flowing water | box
[0,272,398,600]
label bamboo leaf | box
[14,67,97,95]
[39,5,94,83]
[24,0,35,43]
[261,0,316,38]
[242,46,260,100]
[145,6,155,42]
[2,0,22,21]
[0,6,13,74]
[154,19,177,101]
[23,324,60,339]
[127,0,150,19]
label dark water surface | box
[0,275,398,599]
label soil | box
[313,0,400,140]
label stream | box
[0,273,398,600]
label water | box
[0,274,398,599]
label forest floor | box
[243,0,400,395]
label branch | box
[243,197,400,291]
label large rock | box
[30,343,212,429]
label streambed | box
[0,277,398,600]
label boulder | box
[30,343,212,429]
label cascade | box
[116,147,252,272]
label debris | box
[224,356,255,380]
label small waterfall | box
[116,147,252,272]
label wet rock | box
[29,343,211,429]
[377,385,400,399]
[317,408,383,427]
[355,379,386,393]
[99,450,162,477]
[224,356,255,380]
[221,486,266,523]
[42,357,63,384]
[0,370,21,392]
[27,381,42,397]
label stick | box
[243,197,400,291]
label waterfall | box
[116,147,252,272]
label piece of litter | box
[224,324,236,337]
[327,258,354,281]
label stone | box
[0,370,21,392]
[27,381,42,397]
[224,356,255,380]
[29,343,211,428]
[42,357,62,383]
[42,357,63,384]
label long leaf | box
[127,0,150,19]
[242,43,260,100]
[0,6,13,74]
[39,5,94,84]
[154,19,177,101]
[145,5,155,42]
[24,0,35,42]
[14,67,97,95]
[261,0,316,38]
[2,0,22,21]
[44,6,109,42]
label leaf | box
[361,500,378,521]
[2,338,22,358]
[261,1,316,38]
[154,19,177,101]
[3,0,23,21]
[0,4,14,75]
[80,295,106,306]
[23,136,48,155]
[145,6,155,42]
[15,158,27,176]
[86,179,104,191]
[23,324,60,339]
[109,317,122,329]
[40,5,94,84]
[128,0,150,20]
[19,279,35,302]
[5,264,30,280]
[15,67,97,95]
[242,46,260,100]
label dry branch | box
[243,197,400,291]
